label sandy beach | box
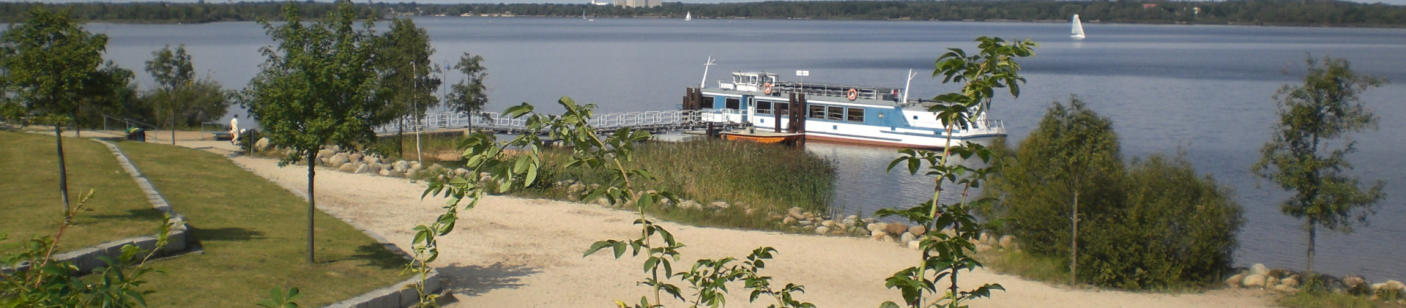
[180,140,1273,307]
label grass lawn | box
[0,131,161,255]
[116,140,407,307]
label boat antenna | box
[902,68,918,104]
[700,56,716,89]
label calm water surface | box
[89,18,1406,280]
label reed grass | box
[529,139,836,230]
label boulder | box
[338,162,356,173]
[1274,284,1298,293]
[1249,263,1270,276]
[804,212,816,220]
[454,168,470,177]
[354,163,370,174]
[1266,276,1280,289]
[679,200,702,210]
[821,220,837,228]
[254,137,271,151]
[975,243,992,252]
[1281,276,1300,288]
[842,215,859,225]
[862,218,876,224]
[783,216,797,225]
[1386,280,1406,292]
[1243,274,1267,288]
[998,235,1017,249]
[867,223,885,233]
[393,160,410,173]
[1344,275,1367,290]
[406,166,422,178]
[567,183,586,195]
[1225,273,1246,288]
[908,225,927,236]
[592,198,612,207]
[347,152,363,164]
[317,149,335,161]
[870,232,887,242]
[815,226,830,235]
[900,232,916,243]
[883,235,898,243]
[708,201,730,209]
[978,232,991,244]
[379,169,391,177]
[788,207,805,219]
[907,240,920,250]
[884,223,909,236]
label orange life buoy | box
[846,88,859,101]
[763,82,774,95]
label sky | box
[20,0,1406,5]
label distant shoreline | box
[3,1,1404,29]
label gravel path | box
[183,140,1274,308]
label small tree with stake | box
[1252,55,1387,274]
[241,1,379,263]
[447,52,488,131]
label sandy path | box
[182,141,1274,307]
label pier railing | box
[377,109,741,135]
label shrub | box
[985,99,1243,290]
[1080,154,1243,289]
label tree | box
[0,6,112,218]
[145,44,194,144]
[1035,97,1122,283]
[0,6,110,137]
[447,52,487,130]
[241,1,380,264]
[371,17,439,160]
[1252,55,1386,273]
[142,45,230,134]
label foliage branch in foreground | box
[1,190,175,307]
[877,36,1034,308]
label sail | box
[1071,14,1086,40]
[685,11,692,21]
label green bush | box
[984,97,1124,258]
[1080,154,1243,289]
[984,98,1244,290]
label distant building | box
[614,0,660,8]
[589,0,611,6]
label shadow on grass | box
[350,243,408,270]
[438,262,540,296]
[191,226,265,242]
[89,208,165,222]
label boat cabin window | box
[826,106,844,121]
[775,102,789,115]
[808,105,826,119]
[700,96,715,109]
[847,108,864,122]
[726,98,740,110]
[756,101,772,115]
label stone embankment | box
[1224,263,1406,302]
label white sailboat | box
[1070,14,1086,40]
[685,11,692,21]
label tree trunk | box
[1071,189,1080,284]
[55,125,71,223]
[397,118,405,158]
[1306,221,1316,273]
[307,153,317,264]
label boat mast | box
[700,56,716,88]
[902,68,918,104]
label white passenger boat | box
[687,69,1006,149]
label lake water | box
[88,18,1406,281]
